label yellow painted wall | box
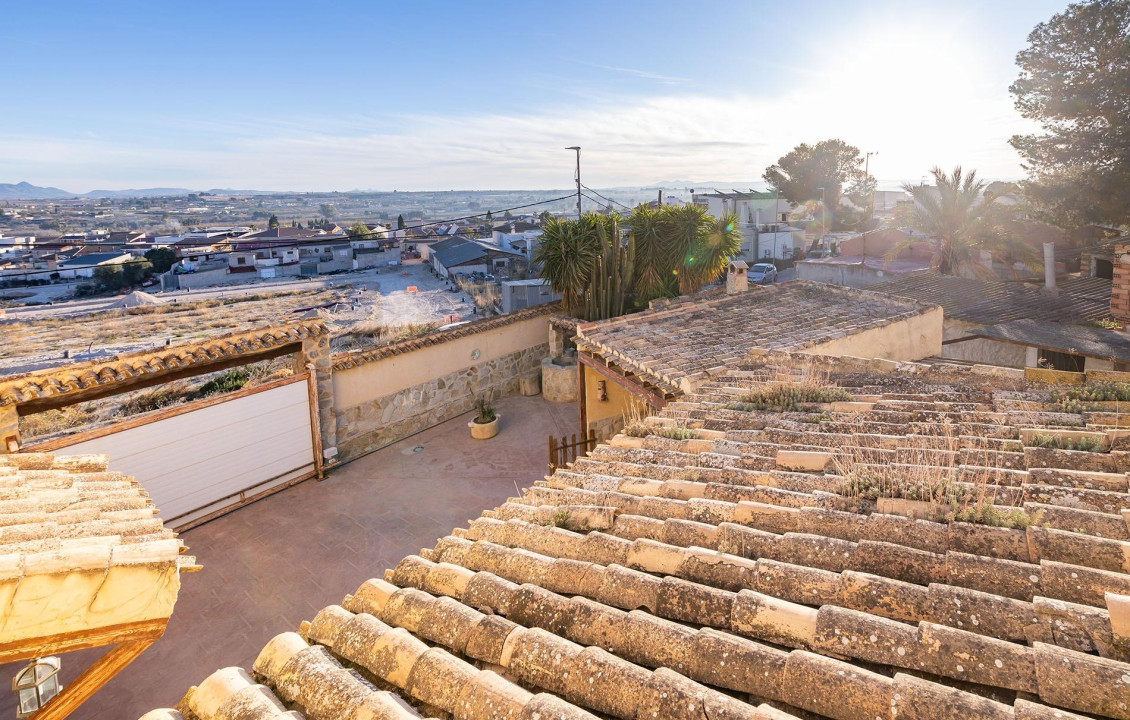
[583,364,649,439]
[808,307,943,362]
[333,316,550,410]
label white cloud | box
[1,17,1036,192]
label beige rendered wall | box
[807,307,943,362]
[333,316,551,460]
[583,364,650,441]
[939,318,1030,367]
[334,315,549,408]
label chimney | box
[1112,243,1130,320]
[1042,242,1058,296]
[726,260,749,294]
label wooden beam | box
[0,618,167,664]
[577,358,587,439]
[578,351,669,409]
[305,371,324,479]
[16,343,302,416]
[32,638,157,720]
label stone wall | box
[335,343,548,460]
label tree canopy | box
[762,139,872,229]
[267,214,280,229]
[1010,0,1130,228]
[892,167,1038,278]
[143,247,177,274]
[534,204,741,318]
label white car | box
[750,263,778,284]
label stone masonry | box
[335,343,549,460]
[1111,242,1130,320]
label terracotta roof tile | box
[0,322,328,407]
[139,350,1130,720]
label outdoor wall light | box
[13,657,61,718]
[597,381,608,402]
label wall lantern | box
[13,657,62,718]
[597,381,608,402]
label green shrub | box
[196,369,250,398]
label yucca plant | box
[533,214,606,313]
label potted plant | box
[469,396,500,439]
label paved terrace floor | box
[2,394,578,720]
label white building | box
[490,221,543,260]
[56,251,135,279]
[691,191,796,261]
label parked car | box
[749,263,778,284]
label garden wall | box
[331,306,554,460]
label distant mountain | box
[649,180,767,190]
[79,187,193,199]
[0,181,75,200]
[0,182,284,200]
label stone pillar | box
[0,404,19,454]
[549,325,565,358]
[1112,243,1130,321]
[300,333,337,462]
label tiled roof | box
[0,322,328,407]
[1,452,192,644]
[971,318,1130,362]
[139,352,1130,720]
[332,304,559,370]
[433,242,488,268]
[870,271,1112,324]
[576,281,937,394]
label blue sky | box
[2,0,1069,192]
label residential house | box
[56,251,135,279]
[431,237,524,278]
[491,220,543,260]
[691,190,798,261]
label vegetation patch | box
[196,369,250,398]
[726,383,852,413]
[621,423,699,440]
[1023,432,1105,452]
[1054,382,1130,413]
[837,470,1043,529]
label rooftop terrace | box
[135,351,1130,720]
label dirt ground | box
[1,262,479,377]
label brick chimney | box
[726,260,749,294]
[1112,243,1130,320]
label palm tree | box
[533,214,607,313]
[890,166,1037,278]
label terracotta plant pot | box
[469,415,500,440]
